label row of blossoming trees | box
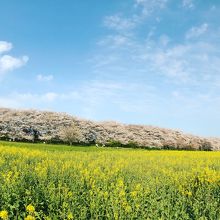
[0,108,219,150]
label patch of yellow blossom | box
[1,145,220,219]
[0,210,8,220]
[26,204,35,214]
[24,215,35,220]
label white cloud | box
[0,41,29,77]
[14,92,58,103]
[98,35,131,48]
[0,80,153,118]
[96,11,220,87]
[186,23,209,39]
[182,0,194,9]
[0,41,13,54]
[42,92,58,102]
[59,92,81,100]
[104,15,135,32]
[94,0,220,93]
[0,82,124,113]
[0,92,59,109]
[104,0,168,33]
[159,35,170,46]
[74,80,156,118]
[138,45,191,83]
[135,0,168,16]
[0,97,18,108]
[37,74,54,82]
[0,55,28,74]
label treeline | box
[0,108,219,150]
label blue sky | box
[0,0,220,137]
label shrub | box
[106,140,123,148]
[124,141,140,149]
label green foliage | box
[124,141,140,149]
[106,140,146,149]
[106,140,123,148]
[106,140,160,149]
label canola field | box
[0,142,220,220]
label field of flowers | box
[0,142,220,219]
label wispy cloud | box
[98,35,131,48]
[104,0,169,33]
[94,0,220,87]
[94,27,220,85]
[104,15,136,32]
[182,0,194,9]
[186,23,209,39]
[37,74,54,82]
[86,0,220,132]
[134,0,168,16]
[0,92,58,109]
[0,79,156,120]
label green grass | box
[0,141,99,152]
[0,141,147,152]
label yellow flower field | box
[0,143,220,219]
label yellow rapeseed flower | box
[117,179,124,188]
[67,212,74,219]
[104,191,108,199]
[26,204,35,214]
[130,191,137,198]
[125,205,132,213]
[67,191,73,197]
[184,191,192,197]
[119,190,126,197]
[25,215,35,220]
[0,210,8,219]
[135,183,141,191]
